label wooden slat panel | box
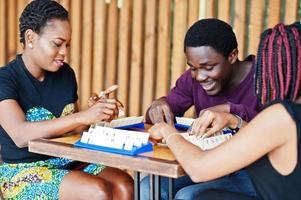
[218,0,231,23]
[58,0,70,63]
[171,0,188,87]
[105,0,118,89]
[7,0,17,62]
[233,0,247,59]
[129,0,144,116]
[186,0,199,118]
[16,0,28,54]
[117,0,132,115]
[79,0,93,109]
[188,0,199,26]
[284,0,298,24]
[59,0,70,11]
[267,0,281,28]
[142,0,157,114]
[2,0,300,116]
[248,0,264,56]
[205,0,216,18]
[0,0,6,66]
[69,0,82,100]
[92,0,106,94]
[155,0,171,99]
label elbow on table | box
[16,143,28,148]
[12,136,29,148]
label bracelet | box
[229,115,243,133]
[165,132,181,144]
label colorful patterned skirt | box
[0,157,105,200]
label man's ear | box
[228,49,238,64]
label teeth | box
[202,82,215,90]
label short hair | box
[184,18,238,58]
[255,22,301,104]
[19,0,69,44]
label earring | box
[28,43,33,49]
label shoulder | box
[241,55,255,75]
[0,59,19,84]
[258,101,298,131]
[267,100,301,123]
[0,59,20,100]
[176,69,194,84]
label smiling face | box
[185,46,235,95]
[26,19,71,73]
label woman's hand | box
[88,93,103,107]
[77,98,118,125]
[191,110,237,138]
[148,122,178,142]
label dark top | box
[165,55,262,121]
[0,55,78,163]
[247,100,301,200]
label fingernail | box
[200,133,208,139]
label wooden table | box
[28,133,186,200]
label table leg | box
[134,171,140,200]
[154,175,161,200]
[168,177,174,200]
[150,174,161,200]
[150,174,155,200]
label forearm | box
[13,112,83,147]
[164,133,207,182]
[71,124,89,133]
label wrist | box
[74,112,86,125]
[164,132,181,144]
[228,114,242,133]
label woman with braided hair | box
[0,0,133,199]
[149,22,301,200]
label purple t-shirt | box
[166,55,262,121]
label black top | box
[247,100,301,200]
[0,55,78,163]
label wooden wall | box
[0,0,300,117]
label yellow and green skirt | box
[0,158,105,200]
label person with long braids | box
[0,1,133,199]
[149,22,301,200]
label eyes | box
[53,41,70,48]
[189,65,215,72]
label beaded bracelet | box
[229,114,243,133]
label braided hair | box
[19,0,69,44]
[184,18,238,58]
[255,22,301,104]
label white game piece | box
[175,117,195,126]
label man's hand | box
[148,97,174,125]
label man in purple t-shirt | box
[141,19,261,200]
